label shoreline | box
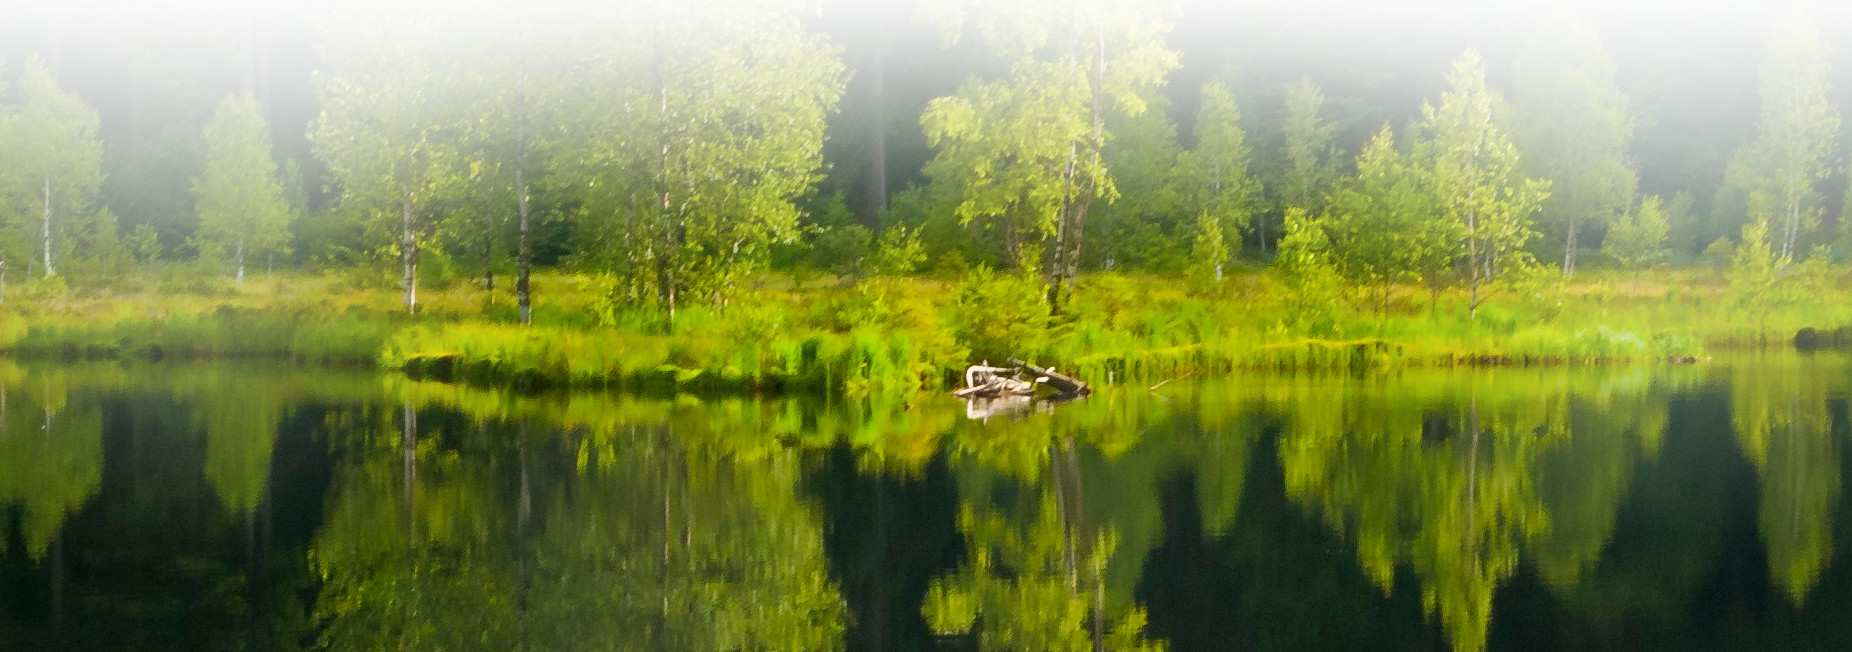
[0,270,1834,398]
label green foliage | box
[921,62,1092,265]
[1728,352,1845,605]
[1272,207,1344,333]
[2,58,111,280]
[923,497,1163,652]
[1091,92,1186,271]
[1186,211,1229,285]
[811,224,874,277]
[24,262,1852,400]
[1701,237,1736,272]
[310,9,466,310]
[1325,126,1448,310]
[1176,81,1261,253]
[194,94,293,282]
[1276,77,1339,214]
[1605,194,1670,291]
[1414,50,1551,319]
[953,266,1047,363]
[127,222,162,264]
[1719,10,1840,261]
[872,225,927,276]
[0,371,102,560]
[558,0,845,315]
[1512,10,1637,274]
[1728,220,1790,340]
[919,0,1181,310]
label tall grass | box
[2,265,1842,396]
[381,321,945,395]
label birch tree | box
[918,0,1180,313]
[1278,77,1339,215]
[557,0,844,318]
[1176,81,1261,257]
[1324,126,1453,314]
[1724,10,1839,260]
[1603,194,1670,296]
[193,94,292,283]
[1512,11,1637,275]
[310,12,465,313]
[1414,51,1550,321]
[13,59,108,280]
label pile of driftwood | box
[954,359,1089,420]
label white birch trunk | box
[41,175,53,277]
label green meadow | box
[0,263,1837,396]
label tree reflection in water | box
[309,389,847,650]
[1274,368,1683,652]
[1,355,1850,650]
[1729,353,1845,606]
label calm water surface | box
[0,353,1848,650]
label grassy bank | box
[0,266,1839,395]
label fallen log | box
[952,359,1090,412]
[952,376,1035,399]
[1009,358,1089,396]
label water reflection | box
[311,407,848,650]
[0,366,101,562]
[0,355,1848,650]
[1727,353,1846,606]
[1271,369,1685,652]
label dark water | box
[0,353,1848,651]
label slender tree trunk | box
[1562,186,1580,275]
[1466,396,1479,543]
[1071,443,1104,652]
[1070,28,1107,310]
[516,419,531,652]
[1468,206,1480,322]
[47,390,60,635]
[397,400,416,649]
[401,401,417,518]
[656,427,674,649]
[651,16,678,322]
[42,175,53,277]
[1051,440,1077,586]
[401,188,417,313]
[1046,26,1109,315]
[1783,194,1800,261]
[1049,155,1077,310]
[482,194,495,293]
[1465,141,1481,321]
[516,53,533,326]
[235,236,246,284]
[1050,439,1103,652]
[1563,218,1577,274]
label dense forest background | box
[0,0,1847,307]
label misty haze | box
[1,1,1851,651]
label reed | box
[3,266,1843,396]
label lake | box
[0,353,1847,651]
